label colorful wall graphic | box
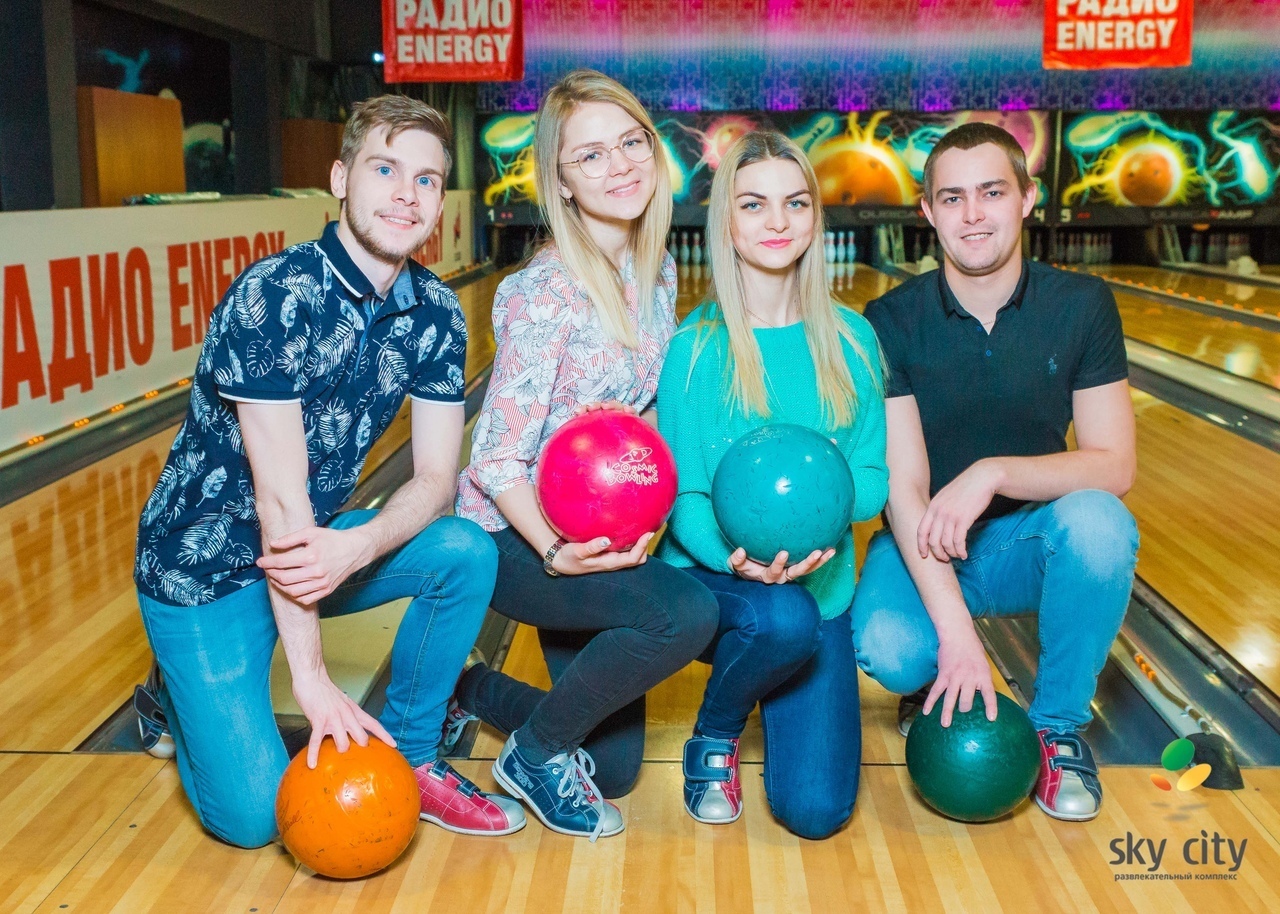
[73,1,234,193]
[1059,110,1280,209]
[477,109,1053,214]
[477,1,1280,114]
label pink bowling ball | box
[536,410,678,552]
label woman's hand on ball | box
[573,400,636,416]
[729,547,835,584]
[553,532,653,574]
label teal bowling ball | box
[711,423,854,563]
[904,692,1041,823]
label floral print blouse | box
[456,244,677,532]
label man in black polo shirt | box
[854,123,1138,822]
[133,96,524,847]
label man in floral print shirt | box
[133,96,524,848]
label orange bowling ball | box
[1118,149,1174,206]
[275,737,420,879]
[815,149,905,206]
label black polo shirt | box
[863,260,1127,521]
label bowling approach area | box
[7,1,1280,912]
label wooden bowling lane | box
[1111,289,1280,390]
[1125,389,1280,695]
[17,753,1280,913]
[0,268,508,753]
[1086,264,1280,321]
[837,263,1280,392]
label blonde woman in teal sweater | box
[656,131,888,838]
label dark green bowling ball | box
[904,692,1040,822]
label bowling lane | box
[0,268,507,752]
[678,265,1280,696]
[1082,263,1280,320]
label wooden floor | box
[6,260,1280,912]
[1089,264,1280,320]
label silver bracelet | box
[543,537,568,576]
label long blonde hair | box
[693,130,876,429]
[534,70,673,348]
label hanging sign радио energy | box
[1044,0,1193,70]
[383,0,523,82]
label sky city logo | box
[1150,737,1212,792]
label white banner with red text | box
[0,191,475,452]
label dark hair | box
[340,95,453,177]
[921,122,1031,203]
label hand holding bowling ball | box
[712,424,855,565]
[276,737,420,879]
[905,692,1041,823]
[536,408,678,556]
[726,543,836,585]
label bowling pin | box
[912,233,922,264]
[691,232,703,265]
[678,231,690,265]
[835,231,846,263]
[1187,232,1202,263]
[667,231,677,261]
[848,232,858,265]
[824,231,836,264]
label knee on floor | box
[202,798,279,849]
[772,795,855,841]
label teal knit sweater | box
[655,303,889,619]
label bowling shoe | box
[895,684,932,738]
[439,647,486,756]
[134,661,175,760]
[415,759,526,836]
[1033,729,1102,821]
[683,736,743,824]
[493,733,624,841]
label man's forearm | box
[984,447,1134,504]
[885,487,975,644]
[259,494,327,682]
[351,469,457,563]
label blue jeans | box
[685,568,862,840]
[136,512,497,848]
[852,490,1139,732]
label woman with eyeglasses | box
[452,69,718,840]
[655,131,888,838]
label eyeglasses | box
[560,129,655,179]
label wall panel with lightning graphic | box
[1057,111,1280,225]
[477,109,1055,227]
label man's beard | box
[345,205,433,263]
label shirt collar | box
[937,259,1030,317]
[318,220,421,313]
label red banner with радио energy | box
[383,0,523,83]
[1044,0,1193,70]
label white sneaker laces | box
[555,748,608,842]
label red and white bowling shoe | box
[415,759,526,835]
